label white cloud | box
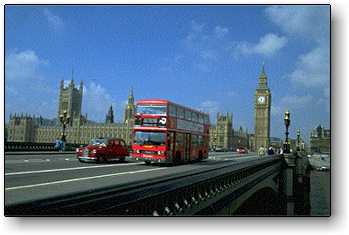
[271,105,282,117]
[200,49,218,61]
[266,6,330,92]
[214,26,229,38]
[5,50,47,81]
[281,95,313,108]
[180,21,230,73]
[271,95,313,117]
[198,100,219,112]
[316,98,330,113]
[233,33,287,57]
[227,91,236,97]
[82,82,117,122]
[190,20,205,33]
[5,50,57,120]
[184,20,205,43]
[254,34,288,55]
[198,101,219,122]
[288,47,329,87]
[323,87,330,98]
[265,6,329,43]
[43,8,64,31]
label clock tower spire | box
[254,63,271,152]
[259,62,268,88]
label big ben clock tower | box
[255,64,271,151]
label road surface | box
[5,151,261,206]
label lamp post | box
[296,129,301,151]
[283,111,291,153]
[59,110,70,143]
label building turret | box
[79,80,83,95]
[8,111,35,142]
[124,87,135,125]
[70,69,75,88]
[106,105,114,124]
[57,76,83,126]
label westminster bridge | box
[5,149,311,216]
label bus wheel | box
[145,160,151,165]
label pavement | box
[308,154,330,170]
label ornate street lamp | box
[59,110,70,143]
[283,110,291,153]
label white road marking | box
[5,162,142,176]
[65,158,70,161]
[5,167,166,191]
[24,160,29,162]
[46,159,50,162]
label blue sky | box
[5,5,330,140]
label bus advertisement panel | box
[131,99,210,165]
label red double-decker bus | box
[131,99,210,165]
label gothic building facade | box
[58,79,83,125]
[232,126,249,150]
[310,125,330,153]
[209,112,233,150]
[209,113,249,151]
[7,114,36,142]
[7,80,135,145]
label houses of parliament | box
[6,80,135,145]
[6,65,274,151]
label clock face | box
[258,96,265,104]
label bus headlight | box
[136,150,140,154]
[158,151,165,155]
[92,149,97,154]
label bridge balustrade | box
[4,141,82,152]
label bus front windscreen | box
[136,105,167,115]
[134,131,166,146]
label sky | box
[5,5,330,140]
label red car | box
[76,138,129,163]
[236,147,248,154]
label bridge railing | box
[5,155,283,216]
[4,141,83,152]
[282,151,312,216]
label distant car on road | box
[236,147,248,154]
[76,138,129,163]
[317,166,329,171]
